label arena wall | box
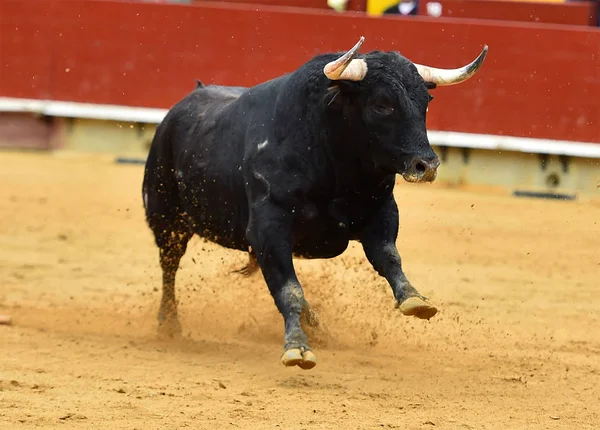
[0,0,598,196]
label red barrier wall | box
[419,0,598,26]
[1,0,599,144]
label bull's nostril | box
[415,161,427,174]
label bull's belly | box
[180,181,355,258]
[291,216,351,259]
[186,213,351,258]
[192,220,249,251]
[180,192,249,252]
[185,206,351,258]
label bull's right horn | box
[323,36,368,82]
[414,45,488,87]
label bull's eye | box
[373,105,395,116]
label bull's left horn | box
[414,45,488,87]
[323,36,368,81]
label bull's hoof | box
[157,317,182,339]
[398,296,438,320]
[281,348,317,370]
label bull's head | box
[323,36,487,183]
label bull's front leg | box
[360,196,438,320]
[246,201,317,370]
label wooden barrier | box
[419,0,598,26]
[0,0,599,144]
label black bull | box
[142,37,488,369]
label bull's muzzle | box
[402,156,440,183]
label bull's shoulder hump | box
[168,85,248,116]
[198,85,248,100]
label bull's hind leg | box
[155,221,193,338]
[143,123,194,338]
[144,190,192,337]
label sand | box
[1,151,598,429]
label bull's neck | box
[321,115,391,193]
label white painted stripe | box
[1,97,599,158]
[427,131,600,159]
[0,97,167,124]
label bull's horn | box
[323,36,368,81]
[414,45,488,87]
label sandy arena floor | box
[0,151,599,429]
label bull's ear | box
[324,86,344,110]
[425,82,437,90]
[324,81,359,109]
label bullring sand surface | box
[1,151,599,429]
